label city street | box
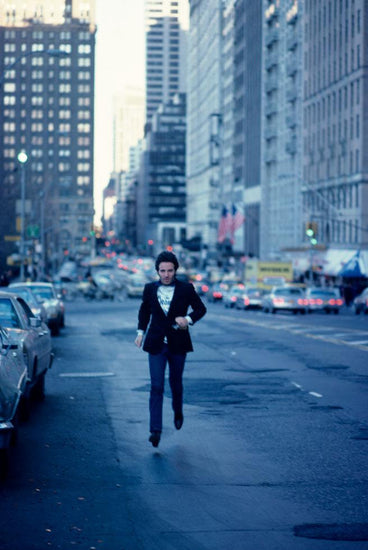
[0,298,368,550]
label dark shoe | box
[174,413,184,430]
[149,431,161,447]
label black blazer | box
[138,279,206,354]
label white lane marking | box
[291,382,303,389]
[59,372,115,378]
[349,340,368,345]
[209,313,368,352]
[309,391,323,398]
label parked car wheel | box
[30,372,46,401]
[0,449,9,480]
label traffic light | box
[305,222,318,245]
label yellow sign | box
[245,259,293,289]
[4,235,20,241]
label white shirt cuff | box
[185,315,193,325]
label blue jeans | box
[148,344,186,433]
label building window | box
[78,44,91,54]
[59,84,71,93]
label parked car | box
[0,326,28,478]
[10,282,65,335]
[1,285,48,323]
[352,287,368,315]
[0,291,53,406]
[235,286,265,310]
[306,287,344,314]
[262,286,308,314]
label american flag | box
[228,204,245,244]
[217,206,232,243]
[231,204,245,232]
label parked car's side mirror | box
[30,317,41,328]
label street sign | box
[26,225,40,238]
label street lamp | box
[17,151,28,282]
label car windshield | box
[0,298,20,328]
[30,287,54,301]
[310,289,337,297]
[246,288,262,296]
[275,288,302,296]
[10,288,37,306]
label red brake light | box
[273,297,284,305]
[244,297,250,306]
[202,284,209,292]
[231,296,237,302]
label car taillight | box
[336,299,343,305]
[231,296,237,302]
[202,285,209,292]
[273,297,284,305]
[244,297,250,306]
[213,291,222,298]
[328,299,336,305]
[297,298,307,305]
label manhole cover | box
[294,523,368,541]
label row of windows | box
[3,136,91,148]
[3,82,92,95]
[305,78,361,126]
[3,42,92,55]
[4,30,91,40]
[304,44,361,79]
[305,148,361,179]
[3,122,91,133]
[3,96,91,108]
[305,114,361,151]
[305,6,362,41]
[3,160,91,173]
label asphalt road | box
[0,298,367,550]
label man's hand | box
[175,316,189,330]
[135,334,143,348]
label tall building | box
[234,0,262,257]
[0,0,96,275]
[136,93,187,252]
[145,0,189,128]
[303,0,368,249]
[112,86,144,174]
[186,0,222,254]
[260,0,303,260]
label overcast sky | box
[94,0,145,223]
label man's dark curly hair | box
[155,250,179,272]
